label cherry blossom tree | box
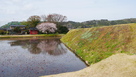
[37,39,67,55]
[36,22,57,33]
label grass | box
[0,34,64,39]
[61,23,136,65]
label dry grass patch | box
[41,53,136,77]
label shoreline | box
[0,34,65,40]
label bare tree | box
[46,13,67,23]
[36,22,57,33]
[41,15,46,22]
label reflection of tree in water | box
[9,39,67,55]
[9,39,41,54]
[37,39,67,56]
[27,40,41,54]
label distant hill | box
[63,18,136,29]
[1,21,21,28]
[1,18,136,29]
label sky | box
[0,0,136,26]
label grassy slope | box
[61,23,136,65]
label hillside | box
[42,53,136,77]
[63,18,136,29]
[61,23,136,65]
[1,21,21,28]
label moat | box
[0,38,86,77]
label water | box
[0,38,86,77]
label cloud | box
[0,0,136,26]
[11,0,21,3]
[22,3,34,11]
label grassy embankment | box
[61,23,136,65]
[0,34,64,39]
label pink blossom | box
[36,23,57,33]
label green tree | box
[27,15,41,27]
[13,27,21,33]
[57,26,69,34]
[0,30,6,35]
[20,21,29,33]
[20,21,29,26]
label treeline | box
[63,18,136,29]
[1,13,69,34]
[1,18,136,30]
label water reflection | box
[0,39,86,77]
[9,39,67,55]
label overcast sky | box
[0,0,136,26]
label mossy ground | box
[61,23,136,65]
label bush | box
[0,30,6,35]
[57,25,69,34]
